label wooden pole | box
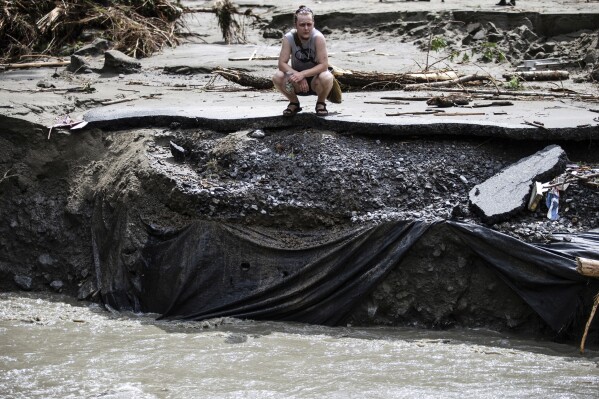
[580,293,599,354]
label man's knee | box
[313,71,333,88]
[319,70,334,85]
[273,70,285,85]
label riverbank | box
[0,0,598,342]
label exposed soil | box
[1,1,599,340]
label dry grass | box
[0,0,183,63]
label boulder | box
[74,38,110,56]
[102,50,141,74]
[67,55,92,74]
[50,280,64,292]
[14,275,33,291]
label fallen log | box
[212,67,274,90]
[434,112,486,116]
[228,55,279,61]
[403,71,458,82]
[1,61,70,70]
[421,87,599,100]
[404,74,494,91]
[386,111,443,116]
[577,257,599,278]
[503,70,569,81]
[472,101,513,108]
[334,70,458,90]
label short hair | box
[294,5,314,24]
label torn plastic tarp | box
[91,211,598,332]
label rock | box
[249,129,265,139]
[462,34,474,46]
[486,22,499,34]
[50,280,64,292]
[517,25,538,43]
[77,280,96,300]
[542,41,556,53]
[469,145,567,224]
[74,38,110,56]
[224,333,248,344]
[466,22,482,35]
[67,54,92,74]
[584,49,599,66]
[263,28,283,39]
[320,26,333,35]
[38,254,55,268]
[36,80,55,89]
[101,50,141,74]
[170,141,190,162]
[487,33,503,43]
[472,30,486,41]
[14,275,33,291]
[526,43,544,57]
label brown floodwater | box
[1,292,598,399]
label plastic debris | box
[546,187,560,221]
[47,114,87,139]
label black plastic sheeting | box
[92,212,599,332]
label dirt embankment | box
[1,118,598,339]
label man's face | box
[295,14,314,40]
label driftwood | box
[580,293,599,354]
[1,61,70,70]
[503,70,569,81]
[0,169,18,184]
[212,67,274,90]
[228,55,279,61]
[386,111,442,116]
[404,74,494,91]
[434,112,486,116]
[577,257,599,278]
[422,87,599,100]
[335,70,458,90]
[380,96,431,101]
[472,101,513,108]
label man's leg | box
[311,70,334,104]
[311,70,334,115]
[272,71,301,115]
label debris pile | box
[0,0,183,63]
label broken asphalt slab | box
[468,144,567,224]
[80,90,599,141]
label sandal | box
[283,102,302,117]
[315,101,328,117]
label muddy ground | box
[1,0,599,340]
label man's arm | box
[277,37,293,73]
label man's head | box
[294,5,314,40]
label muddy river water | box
[1,292,598,399]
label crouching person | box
[272,5,334,117]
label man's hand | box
[297,78,309,93]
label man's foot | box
[509,0,515,5]
[283,102,302,117]
[496,0,508,5]
[315,102,328,117]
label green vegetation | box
[506,75,523,90]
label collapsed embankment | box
[1,114,598,342]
